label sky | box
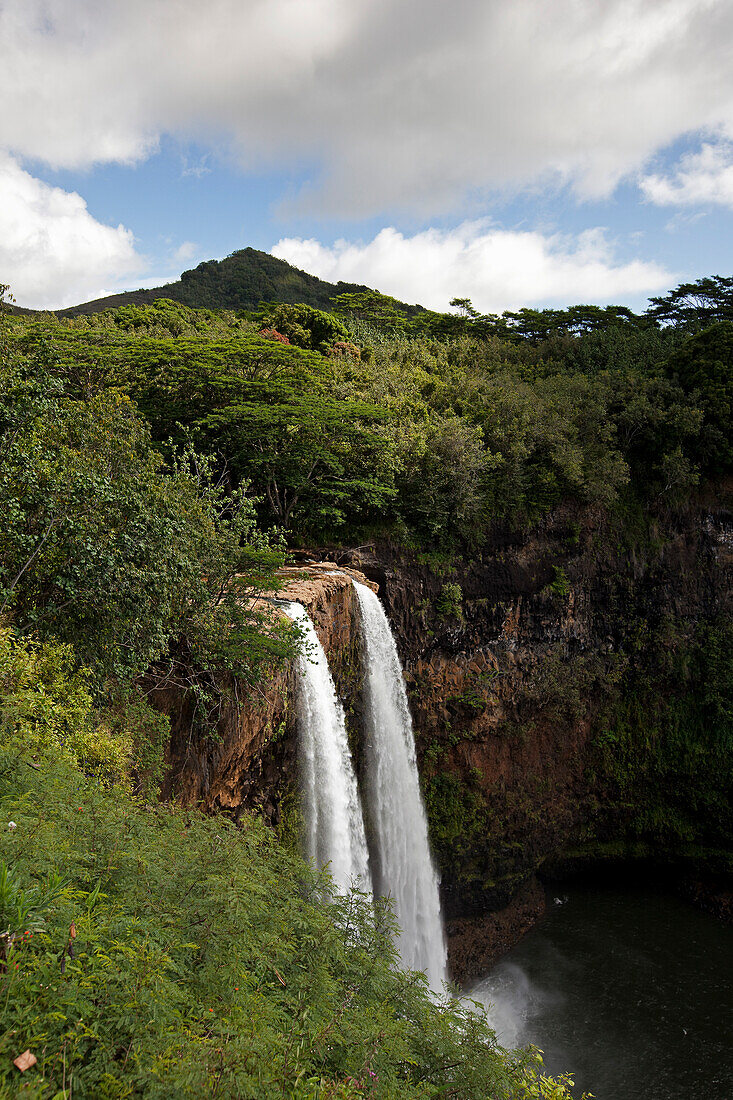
[2,0,733,313]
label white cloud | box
[173,240,198,263]
[180,155,212,180]
[272,222,672,312]
[1,1,733,215]
[0,155,143,309]
[641,142,733,208]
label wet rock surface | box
[447,877,547,984]
[155,565,375,828]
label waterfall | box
[285,602,371,895]
[353,581,448,992]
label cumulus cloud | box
[1,1,733,215]
[173,240,198,263]
[641,141,733,207]
[0,155,143,309]
[272,222,672,312]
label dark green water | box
[469,883,733,1100]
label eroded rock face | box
[333,496,732,965]
[154,497,731,980]
[155,564,375,829]
[155,662,290,822]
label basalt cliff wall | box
[153,495,732,984]
[154,566,373,829]
[334,494,732,978]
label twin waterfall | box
[287,580,448,992]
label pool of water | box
[468,882,733,1100]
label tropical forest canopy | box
[7,271,732,552]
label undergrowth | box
[0,637,585,1100]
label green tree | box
[203,392,395,533]
[646,275,733,331]
[666,322,733,475]
[449,297,480,319]
[0,350,290,689]
[395,416,499,545]
[256,302,351,354]
[331,289,427,331]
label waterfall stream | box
[353,580,448,992]
[285,602,371,895]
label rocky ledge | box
[154,563,374,824]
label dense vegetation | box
[1,637,592,1099]
[595,615,733,855]
[56,248,378,317]
[1,266,730,1096]
[11,275,732,550]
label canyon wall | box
[154,494,732,982]
[336,494,732,977]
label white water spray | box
[353,581,448,991]
[285,602,371,895]
[468,961,542,1048]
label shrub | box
[436,583,463,620]
[0,629,131,782]
[0,749,583,1099]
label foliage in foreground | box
[0,742,584,1099]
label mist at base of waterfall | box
[468,882,733,1100]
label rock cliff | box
[335,494,732,977]
[154,564,373,828]
[154,494,731,983]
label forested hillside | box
[0,271,730,1097]
[55,248,381,316]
